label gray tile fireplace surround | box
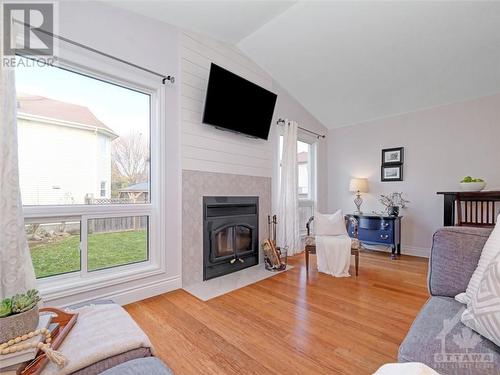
[182,170,272,288]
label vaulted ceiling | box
[109,1,500,129]
[105,1,297,44]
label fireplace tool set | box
[262,215,287,271]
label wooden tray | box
[20,308,78,375]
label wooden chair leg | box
[355,253,359,276]
[305,248,309,273]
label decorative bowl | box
[0,306,39,343]
[460,181,486,192]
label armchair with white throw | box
[305,211,360,276]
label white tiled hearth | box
[184,263,292,301]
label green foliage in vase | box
[0,290,41,318]
[461,176,484,183]
[11,289,40,314]
[0,298,13,318]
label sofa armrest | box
[428,227,492,297]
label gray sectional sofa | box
[399,227,500,374]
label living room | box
[0,1,499,374]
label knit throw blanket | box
[41,304,154,375]
[315,235,352,277]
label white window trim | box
[276,128,318,204]
[297,131,318,236]
[20,43,167,301]
[276,128,318,237]
[297,131,317,203]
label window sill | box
[37,261,165,302]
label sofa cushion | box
[399,296,500,374]
[100,357,173,375]
[305,235,360,250]
[429,227,492,298]
[72,347,152,375]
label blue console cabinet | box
[346,214,402,258]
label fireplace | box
[203,196,259,280]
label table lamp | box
[349,178,368,214]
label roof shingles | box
[17,95,116,136]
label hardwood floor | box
[125,251,429,374]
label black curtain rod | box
[13,20,175,84]
[277,118,326,139]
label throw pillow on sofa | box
[461,251,500,347]
[314,210,348,236]
[455,214,500,304]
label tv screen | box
[202,64,277,140]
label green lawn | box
[30,230,148,278]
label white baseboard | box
[362,244,430,258]
[109,277,182,305]
[402,245,431,258]
[44,276,182,307]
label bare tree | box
[111,132,149,186]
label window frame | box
[276,129,318,237]
[20,44,167,298]
[100,181,106,197]
[277,132,317,200]
[297,132,317,236]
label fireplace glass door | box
[214,226,235,259]
[235,226,252,253]
[212,224,254,261]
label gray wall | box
[328,93,500,256]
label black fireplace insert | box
[203,196,259,280]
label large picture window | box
[16,57,150,206]
[16,56,157,280]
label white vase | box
[460,181,486,192]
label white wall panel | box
[180,31,274,177]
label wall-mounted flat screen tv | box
[202,63,277,140]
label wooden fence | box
[88,216,147,234]
[82,197,148,233]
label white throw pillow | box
[374,362,440,375]
[314,210,348,236]
[461,251,500,347]
[455,214,500,304]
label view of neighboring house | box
[17,95,118,205]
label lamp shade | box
[349,178,368,193]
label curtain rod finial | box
[163,76,175,84]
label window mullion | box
[23,203,153,219]
[80,215,88,275]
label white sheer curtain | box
[0,53,37,298]
[277,120,301,255]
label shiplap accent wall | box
[180,31,275,177]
